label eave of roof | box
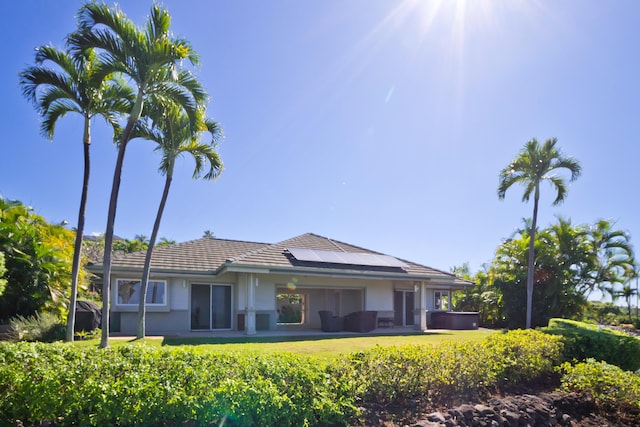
[89,232,473,287]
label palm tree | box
[617,283,638,323]
[68,3,207,347]
[133,106,222,338]
[498,138,581,328]
[157,237,176,246]
[19,46,133,342]
[585,220,636,300]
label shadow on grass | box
[160,331,451,346]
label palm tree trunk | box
[137,174,172,339]
[100,93,144,349]
[66,118,91,342]
[526,189,540,329]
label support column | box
[245,273,257,335]
[414,281,427,331]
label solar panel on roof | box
[287,247,408,268]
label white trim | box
[114,278,168,308]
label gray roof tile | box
[97,232,462,282]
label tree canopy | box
[454,217,636,328]
[0,196,80,322]
[498,137,581,328]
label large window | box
[116,279,166,306]
[434,290,450,310]
[276,292,306,324]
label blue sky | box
[1,1,639,293]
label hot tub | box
[428,311,479,330]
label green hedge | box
[560,359,640,410]
[0,330,564,427]
[348,329,563,409]
[542,318,640,371]
[0,344,356,427]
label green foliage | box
[455,217,636,329]
[543,318,640,371]
[0,330,565,427]
[451,265,503,327]
[0,343,357,427]
[0,196,79,321]
[0,251,6,296]
[559,359,640,410]
[8,312,65,342]
[347,329,562,411]
[582,301,625,325]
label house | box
[87,233,473,335]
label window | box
[276,292,306,324]
[434,290,450,310]
[116,279,166,306]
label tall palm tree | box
[68,3,207,347]
[498,138,581,328]
[19,46,133,342]
[133,106,222,338]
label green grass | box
[73,329,496,358]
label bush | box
[543,318,640,371]
[559,359,640,410]
[0,343,357,427]
[347,329,563,410]
[0,330,565,427]
[8,312,65,342]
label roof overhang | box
[88,262,473,289]
[219,263,462,284]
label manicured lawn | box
[73,329,496,358]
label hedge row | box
[347,329,563,409]
[542,318,640,371]
[560,359,640,410]
[0,330,564,427]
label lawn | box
[74,329,496,358]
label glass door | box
[394,290,415,327]
[191,284,231,330]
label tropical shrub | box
[0,343,357,427]
[559,359,640,410]
[0,330,565,426]
[543,318,640,371]
[0,196,80,321]
[8,312,65,342]
[347,329,563,410]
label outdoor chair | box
[343,310,378,332]
[318,310,343,332]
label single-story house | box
[87,233,473,335]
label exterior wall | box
[117,310,190,335]
[109,270,444,334]
[111,274,237,335]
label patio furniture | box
[318,310,343,332]
[377,317,394,328]
[343,310,378,332]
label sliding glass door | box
[191,284,231,330]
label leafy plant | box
[543,318,640,371]
[559,359,640,410]
[8,312,65,342]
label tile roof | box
[95,232,463,282]
[97,237,268,273]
